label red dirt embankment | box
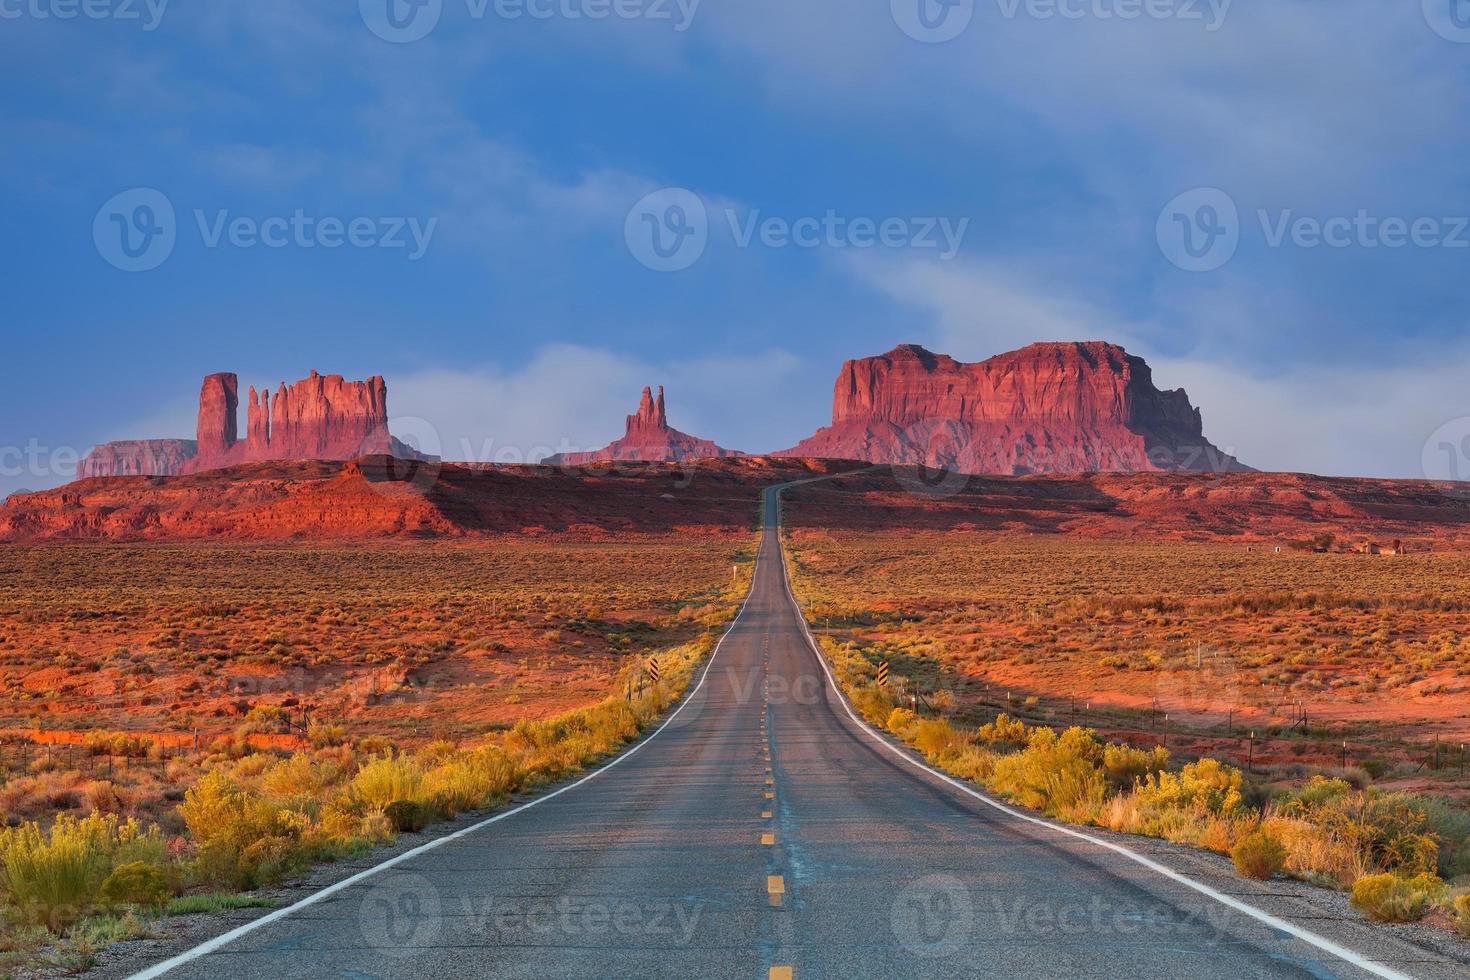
[5,457,1470,546]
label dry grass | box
[784,531,1470,779]
[787,529,1470,939]
[0,536,753,969]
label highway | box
[131,486,1467,980]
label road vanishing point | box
[130,485,1468,980]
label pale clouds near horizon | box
[858,255,1470,479]
[389,344,811,463]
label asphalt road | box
[135,486,1468,980]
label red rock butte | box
[75,439,198,480]
[185,370,396,473]
[776,342,1250,475]
[77,370,420,479]
[545,386,745,465]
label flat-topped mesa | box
[545,386,744,465]
[185,370,398,474]
[76,439,198,479]
[779,341,1250,475]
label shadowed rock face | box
[777,342,1250,475]
[76,439,198,479]
[545,386,745,465]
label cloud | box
[853,253,1470,478]
[855,254,1146,357]
[389,343,808,462]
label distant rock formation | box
[545,386,744,465]
[184,370,401,474]
[76,370,424,480]
[77,439,198,480]
[777,342,1249,475]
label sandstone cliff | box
[778,343,1249,475]
[545,386,744,465]
[185,370,399,473]
[76,439,198,479]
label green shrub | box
[98,861,170,909]
[383,801,433,834]
[1350,873,1445,923]
[1278,780,1444,877]
[1231,831,1287,880]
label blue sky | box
[5,0,1470,496]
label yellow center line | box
[761,831,777,845]
[770,967,794,980]
[767,874,785,907]
[761,809,772,819]
[765,790,775,799]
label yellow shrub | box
[350,755,425,812]
[1350,873,1445,923]
[989,727,1106,820]
[977,713,1028,745]
[1103,744,1169,787]
[1134,758,1243,817]
[178,771,307,889]
[1231,830,1287,880]
[885,708,917,735]
[0,813,164,932]
[1450,893,1470,938]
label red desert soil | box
[5,458,1470,544]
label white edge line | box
[128,526,763,980]
[769,485,1416,980]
